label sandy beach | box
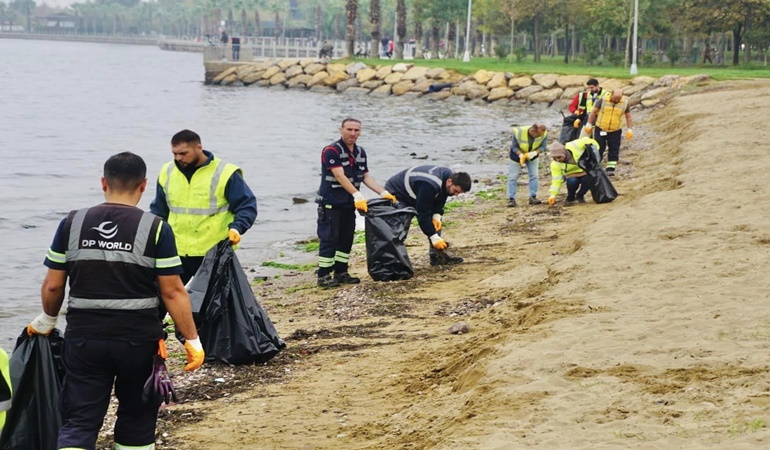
[159,79,770,449]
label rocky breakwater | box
[209,58,712,108]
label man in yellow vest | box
[568,78,608,129]
[150,129,257,283]
[0,348,10,433]
[546,138,600,206]
[507,123,548,207]
[584,89,634,176]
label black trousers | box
[58,338,160,449]
[593,128,622,164]
[317,205,356,278]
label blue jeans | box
[508,159,539,199]
[566,176,590,201]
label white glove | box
[353,191,368,212]
[28,312,58,336]
[528,150,539,159]
[380,190,397,202]
[430,234,447,250]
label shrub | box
[665,46,680,66]
[642,52,657,66]
[514,46,527,62]
[494,44,509,61]
[607,51,623,66]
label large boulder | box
[601,78,628,91]
[402,66,429,81]
[392,80,415,96]
[623,83,650,96]
[269,72,287,86]
[487,72,508,89]
[528,88,563,104]
[392,63,413,73]
[277,59,299,70]
[640,86,675,106]
[532,73,558,88]
[323,71,350,87]
[299,58,316,68]
[261,65,281,80]
[356,68,377,83]
[425,68,446,79]
[375,65,393,79]
[631,76,656,85]
[287,74,313,88]
[241,70,266,85]
[308,71,329,87]
[304,63,327,75]
[487,87,514,102]
[336,78,360,92]
[411,79,433,93]
[509,76,533,90]
[235,64,258,78]
[370,84,393,97]
[556,75,589,88]
[284,65,304,79]
[213,66,238,84]
[466,85,489,100]
[346,62,369,76]
[561,86,582,100]
[473,70,493,85]
[384,72,404,84]
[219,73,239,85]
[424,91,453,101]
[326,63,347,74]
[361,80,385,90]
[672,74,710,89]
[514,85,544,99]
[653,75,680,87]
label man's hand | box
[157,338,168,359]
[184,337,205,371]
[548,196,557,206]
[519,152,528,166]
[380,190,397,203]
[573,118,581,128]
[227,228,241,245]
[584,124,593,135]
[430,234,448,250]
[27,312,57,336]
[625,129,634,140]
[527,151,539,160]
[432,214,442,232]
[353,192,368,213]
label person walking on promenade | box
[384,165,471,266]
[568,78,609,129]
[315,118,396,288]
[27,152,204,450]
[150,129,257,284]
[546,138,600,206]
[584,89,634,176]
[508,123,548,207]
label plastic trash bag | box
[189,240,286,365]
[0,329,65,450]
[577,144,618,204]
[559,113,581,144]
[364,198,417,281]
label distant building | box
[36,12,77,32]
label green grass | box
[285,283,316,294]
[354,230,366,244]
[299,241,319,252]
[351,55,770,80]
[728,418,765,436]
[260,261,315,271]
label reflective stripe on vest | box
[579,88,607,112]
[68,296,159,310]
[324,142,364,189]
[596,97,628,132]
[513,127,546,153]
[0,348,10,415]
[404,166,442,200]
[158,158,239,256]
[67,208,156,268]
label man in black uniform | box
[384,165,471,265]
[27,152,204,450]
[315,118,396,288]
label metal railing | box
[200,37,346,61]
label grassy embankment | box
[351,54,770,80]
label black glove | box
[142,354,178,405]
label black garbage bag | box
[0,329,65,450]
[365,198,417,281]
[190,240,286,365]
[560,113,581,144]
[577,144,617,204]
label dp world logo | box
[91,221,118,240]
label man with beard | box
[150,129,257,283]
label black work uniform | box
[384,165,452,257]
[315,139,368,278]
[44,203,183,450]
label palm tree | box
[369,0,381,58]
[395,0,406,59]
[345,0,357,57]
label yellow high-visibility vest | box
[596,96,629,132]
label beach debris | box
[448,322,471,334]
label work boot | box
[529,196,542,205]
[564,199,578,206]
[607,167,616,176]
[317,274,340,289]
[430,250,464,266]
[334,272,360,284]
[576,196,586,204]
[507,198,517,207]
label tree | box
[370,0,381,58]
[395,0,406,59]
[345,0,357,56]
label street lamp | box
[462,0,472,62]
[630,0,638,74]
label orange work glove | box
[625,129,634,140]
[353,192,368,213]
[547,196,557,206]
[584,124,593,135]
[432,214,442,232]
[157,338,168,359]
[27,312,57,336]
[227,228,241,245]
[380,190,397,203]
[184,337,205,371]
[429,234,448,250]
[573,118,581,128]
